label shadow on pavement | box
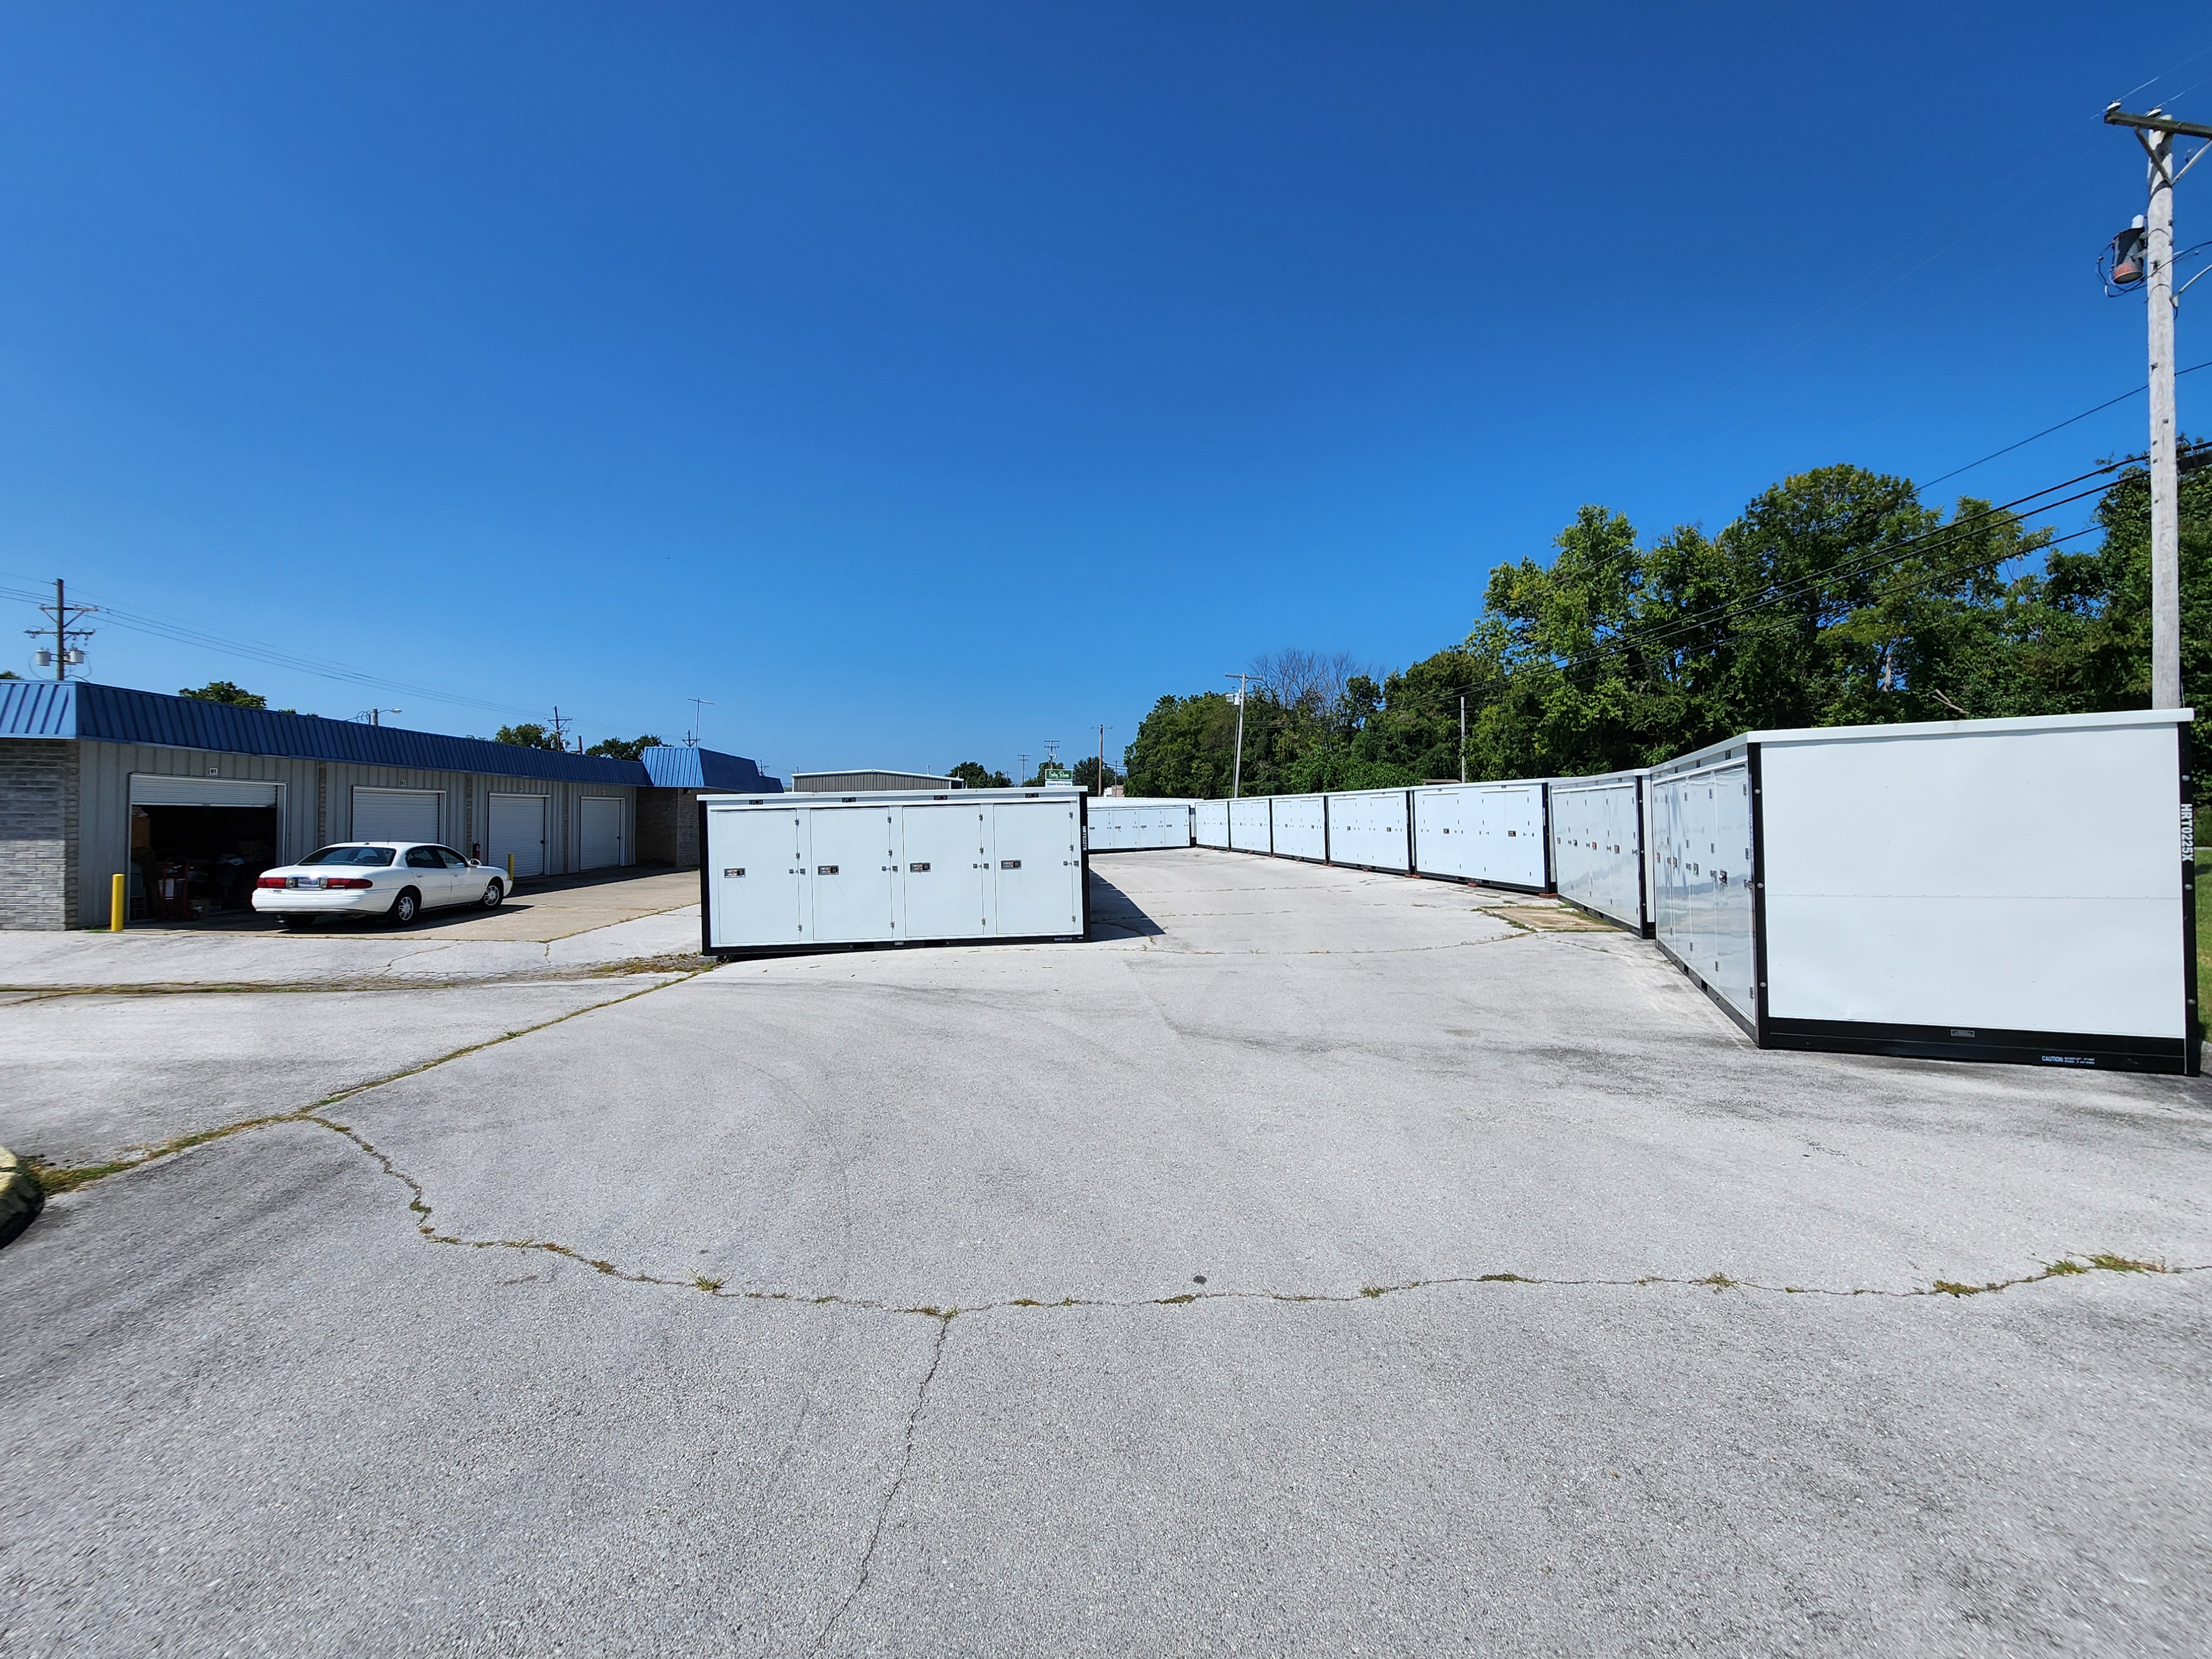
[1088,868,1166,939]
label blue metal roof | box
[0,680,75,737]
[1,681,650,785]
[639,744,783,792]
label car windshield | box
[299,845,396,867]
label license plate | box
[290,877,317,889]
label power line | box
[0,571,594,729]
[1921,360,2212,488]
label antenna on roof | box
[686,697,714,748]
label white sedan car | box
[252,842,510,928]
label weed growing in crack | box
[1699,1272,1741,1292]
[1477,1272,1530,1284]
[694,1275,725,1292]
[2086,1253,2167,1274]
[1359,1286,1387,1299]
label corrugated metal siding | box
[0,681,77,737]
[69,684,648,785]
[791,770,954,792]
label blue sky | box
[1,3,2206,780]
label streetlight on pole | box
[2104,101,2212,709]
[1224,672,1252,798]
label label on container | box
[2184,804,2196,860]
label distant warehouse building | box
[791,768,958,792]
[0,682,778,930]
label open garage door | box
[489,794,547,878]
[581,797,623,869]
[353,787,440,844]
[128,775,283,920]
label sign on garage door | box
[353,787,440,844]
[489,794,547,878]
[581,796,623,869]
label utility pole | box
[359,708,401,727]
[1018,753,1028,789]
[2106,102,2212,709]
[1459,695,1467,784]
[550,706,571,749]
[23,578,95,681]
[1224,672,1251,798]
[1094,723,1109,795]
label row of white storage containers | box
[1102,709,2201,1076]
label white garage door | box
[581,796,623,870]
[353,787,440,843]
[489,794,547,878]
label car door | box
[439,846,482,903]
[402,844,452,906]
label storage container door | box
[989,800,1082,937]
[806,808,898,943]
[1711,768,1757,1021]
[900,805,989,940]
[488,795,547,878]
[580,797,622,869]
[709,810,804,947]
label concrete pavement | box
[3,848,2208,1655]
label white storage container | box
[1324,787,1411,873]
[1228,797,1272,854]
[701,786,1088,954]
[1548,770,1648,932]
[1650,710,2198,1073]
[1194,799,1231,848]
[1411,781,1548,891]
[1088,799,1194,852]
[1270,794,1328,862]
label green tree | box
[586,733,663,761]
[948,760,1011,789]
[495,723,563,750]
[1071,756,1120,794]
[180,680,266,708]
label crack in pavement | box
[805,1312,953,1656]
[17,972,703,1194]
[24,968,2204,1318]
[0,958,713,1001]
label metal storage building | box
[1650,709,2198,1073]
[1087,799,1194,852]
[1547,770,1650,932]
[0,681,650,930]
[1228,797,1272,854]
[1324,787,1412,873]
[791,768,957,793]
[1410,781,1548,891]
[1270,794,1328,862]
[1194,799,1230,848]
[700,785,1087,955]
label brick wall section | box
[0,739,79,931]
[635,787,701,867]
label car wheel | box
[480,880,504,910]
[388,888,421,926]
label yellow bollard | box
[110,872,126,932]
[506,852,515,884]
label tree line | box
[1124,454,2211,801]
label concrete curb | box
[0,1144,43,1249]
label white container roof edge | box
[1654,707,2196,779]
[702,785,1084,805]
